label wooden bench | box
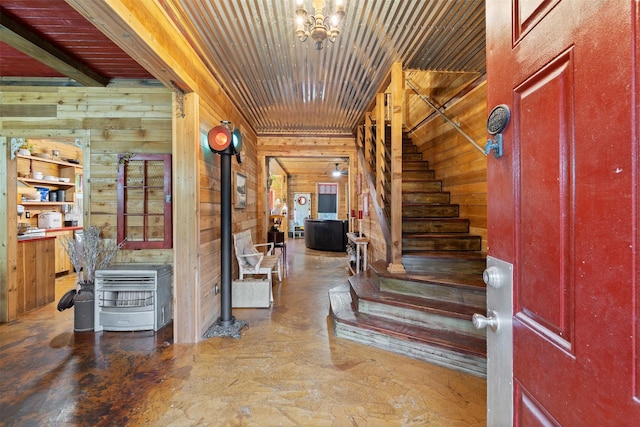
[233,230,281,289]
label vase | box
[74,284,94,332]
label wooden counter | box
[16,236,56,315]
[45,227,82,275]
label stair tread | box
[402,218,468,222]
[402,251,486,262]
[403,233,482,238]
[371,260,486,288]
[330,284,486,357]
[349,272,484,315]
[402,203,459,207]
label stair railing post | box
[387,62,406,273]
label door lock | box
[483,265,505,288]
[472,310,499,332]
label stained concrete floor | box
[0,238,486,426]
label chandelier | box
[295,0,345,50]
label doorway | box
[293,192,311,230]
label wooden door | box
[486,0,639,424]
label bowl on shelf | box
[65,158,80,164]
[59,177,70,183]
[32,171,43,180]
[32,152,52,160]
[43,175,58,181]
[17,149,31,156]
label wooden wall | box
[353,71,487,265]
[197,107,260,328]
[0,82,173,322]
[287,174,349,220]
[63,0,260,342]
[408,78,487,252]
[257,135,358,239]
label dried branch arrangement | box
[61,225,124,287]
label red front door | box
[486,0,639,424]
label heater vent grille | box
[94,265,172,331]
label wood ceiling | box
[1,0,485,175]
[0,0,153,84]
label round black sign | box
[486,104,510,135]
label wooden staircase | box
[329,129,487,377]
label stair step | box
[402,144,419,153]
[402,180,442,192]
[403,192,450,204]
[329,284,487,377]
[403,234,483,252]
[401,252,486,276]
[402,153,423,161]
[403,204,459,218]
[403,161,430,171]
[402,170,436,180]
[403,218,469,233]
[370,260,486,306]
[349,273,485,338]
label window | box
[317,183,338,220]
[117,153,172,249]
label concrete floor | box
[0,238,486,426]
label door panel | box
[486,0,639,424]
[516,49,574,349]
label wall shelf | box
[18,178,76,188]
[20,201,73,206]
[16,154,82,168]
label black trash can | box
[74,290,94,332]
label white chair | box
[233,230,281,287]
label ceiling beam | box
[0,12,109,87]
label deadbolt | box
[483,266,504,288]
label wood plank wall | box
[354,72,487,265]
[408,79,487,252]
[42,0,259,341]
[257,136,358,237]
[0,82,173,322]
[197,105,260,334]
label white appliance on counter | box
[38,212,62,229]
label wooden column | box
[256,155,269,240]
[1,137,18,322]
[387,62,405,273]
[172,92,201,343]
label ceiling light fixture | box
[295,0,345,50]
[332,163,342,177]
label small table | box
[267,231,286,264]
[347,232,369,274]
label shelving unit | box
[17,154,82,206]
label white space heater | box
[94,264,172,332]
